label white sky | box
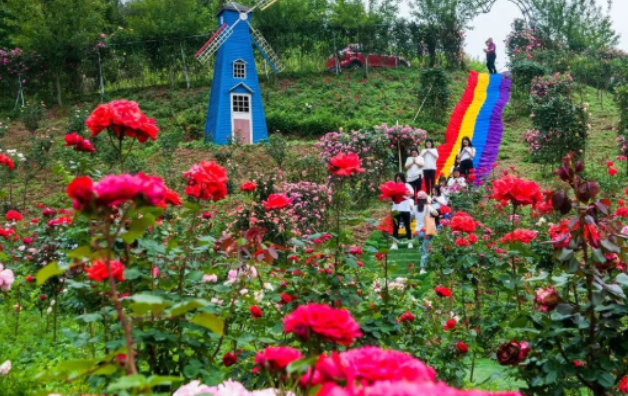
[398,0,628,71]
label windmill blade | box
[248,0,281,13]
[195,21,239,65]
[250,27,284,73]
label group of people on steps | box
[388,137,476,273]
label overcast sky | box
[398,0,628,71]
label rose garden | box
[2,1,628,396]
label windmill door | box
[231,93,252,144]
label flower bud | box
[575,161,584,173]
[576,181,599,203]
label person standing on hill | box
[391,172,415,250]
[484,38,497,74]
[405,147,424,203]
[419,139,438,196]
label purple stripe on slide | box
[475,76,512,184]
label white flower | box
[0,360,11,377]
[210,298,223,306]
[263,282,274,291]
[239,288,248,295]
[47,307,53,314]
[50,299,56,306]
[173,380,213,396]
[254,290,264,302]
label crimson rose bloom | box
[435,286,452,297]
[85,259,125,282]
[608,167,619,176]
[183,161,228,201]
[308,346,436,386]
[94,173,166,207]
[65,132,82,146]
[443,318,456,331]
[163,188,182,207]
[399,312,415,323]
[455,237,470,247]
[0,154,15,170]
[222,352,238,367]
[75,138,96,153]
[500,229,538,244]
[283,303,362,346]
[492,175,543,207]
[317,380,523,396]
[450,212,476,233]
[378,181,409,204]
[5,210,22,222]
[240,180,257,192]
[67,176,95,211]
[263,193,293,211]
[249,305,263,319]
[86,100,158,143]
[328,153,365,177]
[497,341,530,366]
[254,346,303,373]
[456,341,469,354]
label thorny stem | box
[104,215,138,374]
[579,210,596,367]
[511,204,521,311]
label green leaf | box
[168,299,208,317]
[616,273,628,287]
[601,239,620,254]
[124,268,143,280]
[121,215,155,244]
[128,294,169,316]
[67,245,92,259]
[37,262,65,286]
[190,313,224,335]
[557,248,574,262]
[146,375,183,387]
[287,356,318,374]
[106,374,147,391]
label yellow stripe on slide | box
[441,73,490,177]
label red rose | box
[86,100,159,143]
[443,318,456,331]
[492,175,542,207]
[435,286,452,297]
[39,294,46,301]
[378,181,409,204]
[456,341,469,354]
[400,312,415,323]
[67,176,95,211]
[283,303,362,346]
[25,275,34,283]
[606,161,614,167]
[328,153,365,177]
[254,346,303,373]
[467,233,478,244]
[608,167,619,176]
[183,161,228,201]
[222,352,238,367]
[450,212,476,233]
[263,193,293,211]
[5,210,22,222]
[439,205,452,215]
[164,188,182,206]
[500,229,538,244]
[496,341,529,366]
[280,292,294,304]
[0,154,15,170]
[75,138,96,153]
[249,305,263,319]
[240,180,257,192]
[64,132,82,146]
[455,237,470,247]
[85,259,125,282]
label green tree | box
[123,0,212,39]
[4,0,106,105]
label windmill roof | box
[217,2,251,15]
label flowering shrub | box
[530,73,574,103]
[280,181,331,235]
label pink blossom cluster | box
[530,73,574,101]
[280,181,331,236]
[173,379,288,396]
[376,123,427,150]
[0,263,15,291]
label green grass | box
[465,358,525,391]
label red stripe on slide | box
[435,71,479,178]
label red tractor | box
[325,44,410,72]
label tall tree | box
[123,0,211,39]
[4,0,106,105]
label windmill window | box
[232,95,250,113]
[233,61,246,79]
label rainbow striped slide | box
[436,71,512,181]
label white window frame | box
[233,60,246,79]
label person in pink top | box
[484,38,497,74]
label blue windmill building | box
[195,1,283,144]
